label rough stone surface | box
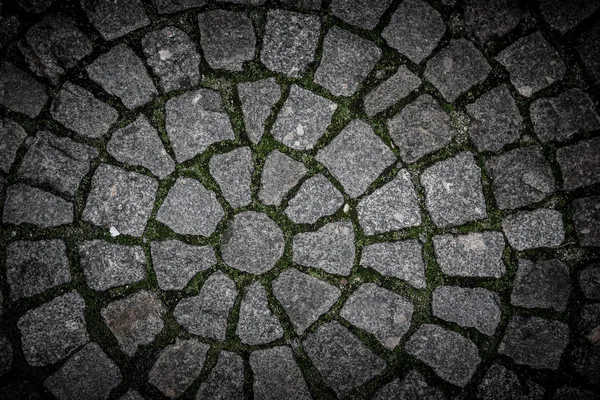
[83,164,158,237]
[315,26,381,96]
[364,65,421,116]
[361,240,427,288]
[0,336,12,377]
[511,258,571,312]
[238,78,281,144]
[237,282,283,345]
[387,94,456,163]
[6,240,70,300]
[279,0,321,9]
[0,118,27,173]
[0,13,19,49]
[81,0,150,41]
[579,263,600,300]
[285,174,343,224]
[553,386,598,400]
[496,32,566,97]
[304,321,386,397]
[120,391,144,400]
[174,272,237,341]
[502,209,565,250]
[578,21,600,85]
[540,0,600,33]
[558,137,600,190]
[405,324,481,387]
[259,150,307,206]
[3,184,73,228]
[16,0,55,13]
[498,316,569,370]
[0,62,48,118]
[422,152,487,227]
[272,268,341,334]
[373,371,445,400]
[250,347,312,400]
[153,0,207,14]
[572,195,600,247]
[464,0,522,43]
[317,119,396,197]
[382,0,446,64]
[432,286,501,336]
[196,351,244,400]
[210,147,253,208]
[478,363,545,400]
[17,291,88,367]
[331,0,392,30]
[151,240,215,290]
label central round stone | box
[221,211,285,274]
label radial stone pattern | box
[0,0,599,399]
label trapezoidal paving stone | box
[197,351,244,399]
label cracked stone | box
[464,0,522,43]
[81,0,149,41]
[502,209,564,250]
[196,351,244,400]
[364,65,421,116]
[153,0,207,13]
[579,263,600,300]
[558,137,600,190]
[210,147,253,208]
[572,195,600,247]
[259,150,307,206]
[3,184,73,228]
[578,21,600,85]
[0,336,12,377]
[373,371,445,400]
[511,258,571,312]
[156,177,224,236]
[0,118,27,173]
[331,0,392,30]
[478,363,544,400]
[238,78,281,144]
[237,282,283,345]
[272,268,341,334]
[0,62,48,118]
[151,240,215,291]
[540,0,600,33]
[361,240,427,288]
[285,174,343,224]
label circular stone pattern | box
[221,211,285,274]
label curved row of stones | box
[0,0,599,399]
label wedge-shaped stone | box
[285,174,343,224]
[197,351,244,399]
[151,240,215,290]
[210,147,253,208]
[3,184,73,228]
[259,150,307,206]
[237,282,283,345]
[238,78,281,144]
[250,347,312,400]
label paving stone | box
[82,164,158,237]
[198,10,255,71]
[464,0,522,43]
[209,147,253,208]
[20,15,93,84]
[387,94,456,163]
[405,324,480,387]
[357,170,421,235]
[151,240,215,290]
[142,26,201,93]
[317,119,395,197]
[0,291,3,316]
[315,26,381,96]
[579,263,600,300]
[530,89,600,143]
[87,44,157,110]
[364,66,421,116]
[279,0,321,9]
[273,85,336,150]
[79,240,146,291]
[81,0,149,41]
[422,152,487,227]
[478,363,544,400]
[156,177,224,236]
[51,83,118,139]
[511,258,571,312]
[502,209,564,250]
[373,371,446,400]
[572,195,600,247]
[17,291,88,367]
[3,184,73,228]
[382,0,446,64]
[486,146,555,210]
[108,115,174,179]
[285,174,344,224]
[153,0,207,13]
[148,338,209,398]
[18,131,98,197]
[553,386,598,400]
[293,221,355,275]
[0,336,13,376]
[578,22,600,86]
[0,62,48,118]
[16,0,54,13]
[120,390,144,400]
[331,0,392,30]
[196,351,244,400]
[238,78,281,144]
[0,118,27,173]
[6,240,70,300]
[496,32,566,97]
[567,304,600,384]
[45,342,121,400]
[261,10,320,77]
[221,211,284,274]
[540,0,600,33]
[466,84,522,153]
[361,240,427,288]
[174,272,237,341]
[259,150,307,206]
[424,39,491,101]
[0,13,19,49]
[341,283,414,349]
[0,381,42,400]
[432,286,501,336]
[250,347,311,400]
[558,137,600,190]
[304,321,386,397]
[165,88,235,163]
[498,316,569,370]
[433,231,506,278]
[237,282,283,345]
[272,268,341,334]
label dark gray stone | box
[0,13,19,49]
[0,381,42,400]
[174,272,237,341]
[6,240,70,300]
[405,324,480,387]
[285,174,344,224]
[578,22,600,85]
[572,195,600,247]
[464,0,522,43]
[272,268,341,334]
[196,351,244,400]
[0,118,27,173]
[0,336,13,377]
[238,78,281,144]
[18,291,88,367]
[315,26,381,96]
[387,94,456,163]
[511,258,571,312]
[496,32,566,97]
[502,209,564,250]
[364,65,421,116]
[81,0,149,41]
[16,0,54,13]
[331,0,393,30]
[261,10,320,77]
[304,321,386,397]
[478,363,544,400]
[82,164,158,237]
[209,147,253,208]
[87,44,157,109]
[79,240,146,291]
[237,282,283,345]
[0,62,48,118]
[553,386,598,400]
[279,0,321,9]
[579,263,600,300]
[540,0,600,33]
[120,391,144,400]
[151,240,215,290]
[317,119,396,197]
[373,371,445,400]
[259,150,307,206]
[154,0,207,14]
[156,177,224,236]
[382,0,446,64]
[558,137,600,190]
[361,240,427,288]
[3,184,73,228]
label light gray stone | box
[464,0,522,43]
[3,184,73,228]
[151,240,215,290]
[81,0,149,41]
[238,78,281,144]
[502,209,564,250]
[512,258,571,312]
[0,62,48,118]
[331,0,392,30]
[572,195,600,247]
[579,263,600,300]
[0,118,27,173]
[558,137,600,190]
[478,363,545,400]
[153,0,207,14]
[361,240,427,288]
[364,65,421,116]
[259,150,307,206]
[0,336,13,377]
[237,282,283,345]
[285,174,343,224]
[540,0,600,33]
[250,346,311,400]
[373,371,445,400]
[209,147,253,208]
[196,351,244,400]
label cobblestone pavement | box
[0,0,599,399]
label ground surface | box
[0,0,599,399]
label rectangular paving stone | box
[0,118,27,173]
[572,195,600,247]
[81,0,150,41]
[502,209,564,250]
[361,240,427,288]
[209,147,254,209]
[557,137,600,190]
[3,184,73,228]
[511,258,571,312]
[364,65,421,116]
[0,62,48,118]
